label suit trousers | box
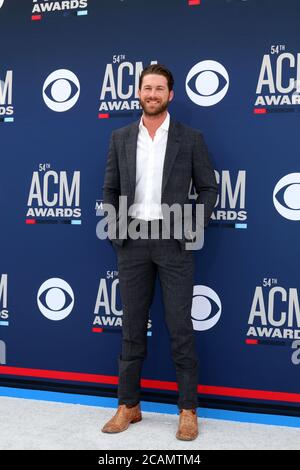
[114,223,199,410]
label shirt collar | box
[139,112,170,132]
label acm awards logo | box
[98,57,158,117]
[93,271,153,335]
[37,278,74,321]
[255,45,300,110]
[0,274,9,326]
[0,69,14,122]
[32,0,88,15]
[26,164,81,223]
[185,60,229,107]
[273,173,300,221]
[189,170,247,227]
[247,278,300,341]
[93,271,122,330]
[246,278,300,364]
[42,69,80,112]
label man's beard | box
[140,98,169,117]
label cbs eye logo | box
[37,278,74,321]
[0,1,4,9]
[42,69,80,112]
[191,285,222,331]
[273,173,300,221]
[186,60,229,107]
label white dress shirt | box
[129,112,170,221]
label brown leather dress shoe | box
[101,404,142,433]
[176,409,199,441]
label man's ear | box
[169,90,174,102]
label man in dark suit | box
[101,64,218,440]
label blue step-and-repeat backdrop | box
[1,0,300,415]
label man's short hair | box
[139,64,174,91]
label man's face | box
[138,74,174,117]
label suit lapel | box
[161,119,180,194]
[125,120,139,193]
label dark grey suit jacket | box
[102,118,218,249]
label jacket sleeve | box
[192,132,218,227]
